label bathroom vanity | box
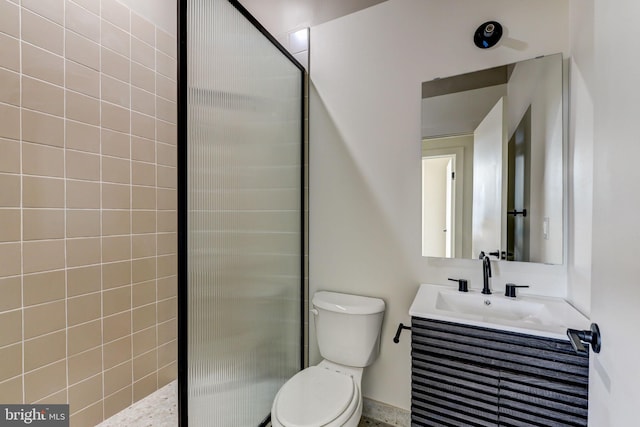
[409,284,590,426]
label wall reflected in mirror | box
[421,54,563,264]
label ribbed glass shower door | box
[179,0,304,425]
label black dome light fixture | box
[474,21,503,49]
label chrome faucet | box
[479,251,492,295]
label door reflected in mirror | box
[421,54,563,264]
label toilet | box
[271,291,385,427]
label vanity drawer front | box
[411,317,589,427]
[498,370,588,427]
[412,354,499,426]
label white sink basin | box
[409,283,590,340]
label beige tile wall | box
[0,0,177,425]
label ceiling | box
[238,0,387,39]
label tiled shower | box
[0,0,177,425]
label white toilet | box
[271,291,385,427]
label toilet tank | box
[312,291,385,368]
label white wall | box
[309,0,570,409]
[567,1,594,317]
[580,0,640,424]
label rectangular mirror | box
[421,54,563,264]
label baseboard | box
[362,398,410,427]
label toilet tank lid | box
[313,291,385,315]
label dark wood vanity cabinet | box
[411,317,589,427]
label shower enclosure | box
[178,0,305,425]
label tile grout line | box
[63,0,70,409]
[99,0,106,421]
[18,0,25,406]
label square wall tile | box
[67,292,101,326]
[102,210,131,236]
[102,129,131,159]
[133,351,158,382]
[66,0,100,42]
[66,60,100,98]
[22,110,64,148]
[68,374,102,416]
[104,385,132,420]
[103,311,131,343]
[0,67,20,106]
[23,240,65,274]
[22,76,64,117]
[24,300,65,339]
[102,74,130,108]
[0,243,21,277]
[23,209,65,240]
[0,0,19,38]
[0,104,20,140]
[0,209,20,242]
[0,276,21,311]
[24,360,66,403]
[23,176,64,208]
[67,209,101,238]
[101,47,130,83]
[156,29,176,59]
[133,374,157,402]
[102,261,131,290]
[0,376,23,405]
[102,235,131,263]
[0,343,21,382]
[66,237,101,267]
[132,235,156,260]
[68,319,102,356]
[23,270,65,306]
[70,402,103,426]
[131,62,154,93]
[101,20,130,58]
[0,309,21,347]
[102,102,130,133]
[66,30,100,70]
[132,279,155,307]
[0,33,19,72]
[132,327,156,358]
[67,265,101,297]
[66,150,101,181]
[104,336,131,370]
[132,303,155,332]
[22,143,65,178]
[68,347,102,385]
[22,42,64,87]
[131,37,155,69]
[131,13,155,47]
[66,120,99,153]
[67,90,100,126]
[24,330,66,372]
[67,180,100,209]
[102,183,131,210]
[101,0,130,32]
[102,156,131,184]
[22,0,64,26]
[0,138,20,173]
[103,286,131,316]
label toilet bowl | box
[271,291,385,427]
[271,361,362,427]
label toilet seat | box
[274,366,359,427]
